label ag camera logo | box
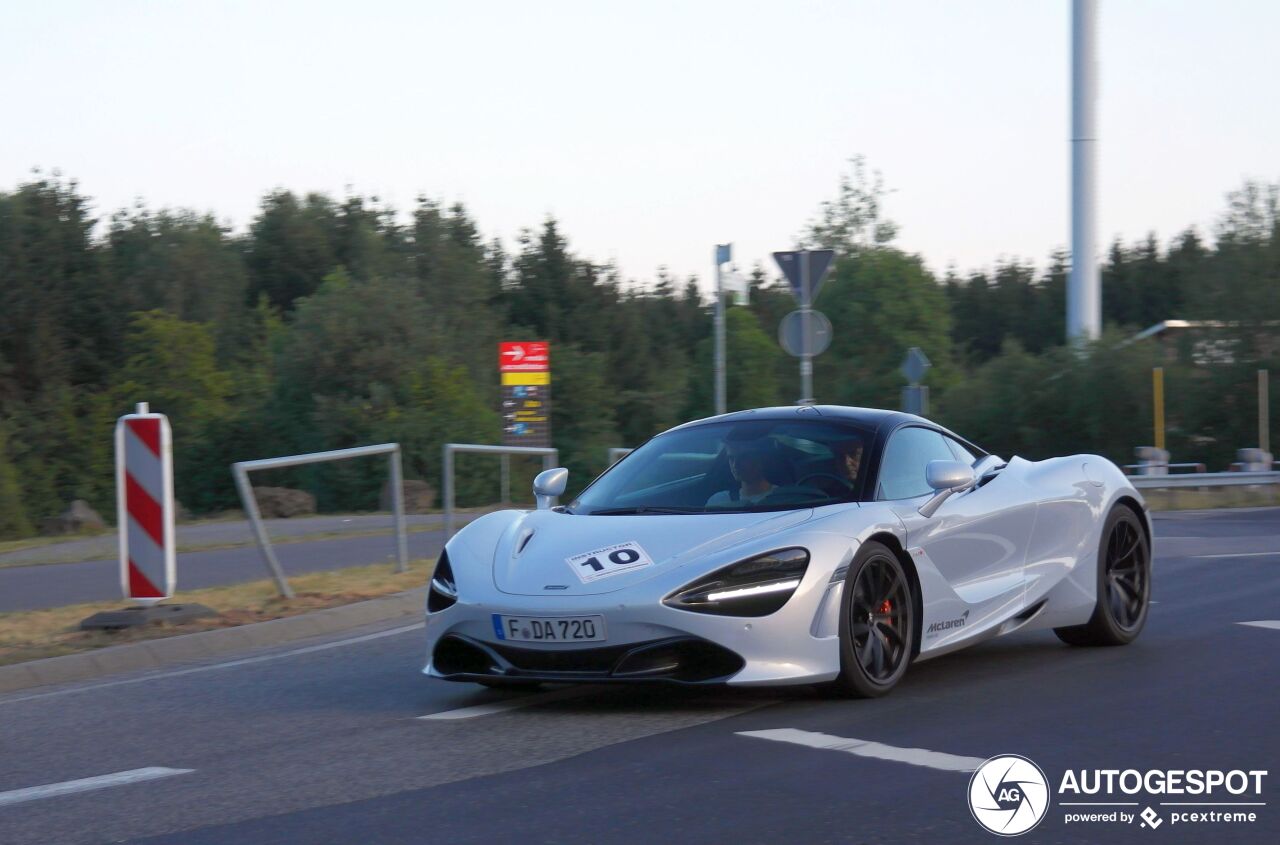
[968,754,1051,836]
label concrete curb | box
[0,588,426,695]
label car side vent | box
[516,529,535,556]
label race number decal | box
[566,541,654,584]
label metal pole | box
[714,250,726,415]
[500,453,510,504]
[232,464,295,598]
[1260,369,1271,454]
[389,446,408,573]
[1068,0,1101,342]
[799,250,813,404]
[443,444,454,541]
[1153,367,1165,451]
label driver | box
[706,440,776,506]
[806,438,864,497]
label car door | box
[879,426,1032,640]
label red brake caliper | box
[876,599,892,616]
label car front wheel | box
[831,541,916,697]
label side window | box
[945,436,977,465]
[877,427,956,500]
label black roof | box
[668,405,929,437]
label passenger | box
[706,441,776,506]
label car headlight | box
[427,549,458,613]
[663,548,809,616]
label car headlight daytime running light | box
[427,549,458,613]
[664,548,809,616]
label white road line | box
[418,685,593,720]
[0,623,422,707]
[737,728,985,773]
[1239,621,1280,631]
[1192,552,1280,559]
[0,767,193,808]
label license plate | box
[492,614,606,643]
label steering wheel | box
[797,472,852,493]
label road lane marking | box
[0,623,421,707]
[1239,621,1280,630]
[418,686,594,720]
[0,767,193,808]
[1192,552,1280,559]
[737,728,985,773]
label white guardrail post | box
[442,444,559,540]
[232,443,410,598]
[607,447,634,466]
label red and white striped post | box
[115,402,175,604]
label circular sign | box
[778,309,832,357]
[967,754,1050,836]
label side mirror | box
[919,460,976,518]
[533,467,568,510]
[926,460,976,492]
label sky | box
[3,0,1277,291]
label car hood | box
[491,507,820,596]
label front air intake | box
[427,549,458,613]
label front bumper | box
[423,586,846,686]
[430,632,745,685]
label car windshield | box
[570,418,873,514]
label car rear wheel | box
[830,541,916,698]
[1055,504,1151,646]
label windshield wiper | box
[587,506,705,516]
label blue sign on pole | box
[715,244,732,266]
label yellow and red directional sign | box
[115,407,176,602]
[499,342,551,447]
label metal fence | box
[442,444,559,539]
[1129,471,1280,490]
[232,443,408,598]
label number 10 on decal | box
[565,541,654,583]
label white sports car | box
[423,406,1152,697]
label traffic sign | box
[499,341,549,373]
[901,347,932,385]
[778,309,832,358]
[115,404,175,602]
[773,249,835,304]
[500,342,551,447]
[901,385,930,416]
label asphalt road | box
[0,514,481,612]
[1,508,1277,844]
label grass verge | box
[1143,486,1280,511]
[0,558,433,667]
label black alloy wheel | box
[833,541,916,697]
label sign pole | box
[1260,369,1270,454]
[799,250,813,405]
[1153,367,1165,451]
[714,244,730,415]
[715,253,725,415]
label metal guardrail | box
[607,447,634,466]
[1130,471,1280,490]
[1123,462,1206,475]
[442,443,559,539]
[232,443,408,598]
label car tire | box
[829,541,916,698]
[1054,504,1151,647]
